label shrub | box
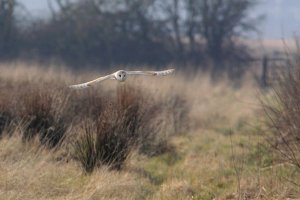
[263,54,300,169]
[67,88,106,122]
[136,90,190,156]
[73,85,147,172]
[17,85,69,148]
[0,85,14,136]
[72,84,184,172]
[0,108,13,136]
[164,93,190,135]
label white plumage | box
[69,69,175,89]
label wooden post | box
[262,55,268,87]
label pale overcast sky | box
[20,0,300,39]
[21,0,49,16]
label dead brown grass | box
[0,63,189,173]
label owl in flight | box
[69,69,175,89]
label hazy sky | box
[21,0,300,39]
[257,0,300,39]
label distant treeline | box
[0,0,261,74]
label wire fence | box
[250,53,292,87]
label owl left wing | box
[127,69,175,76]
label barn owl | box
[69,69,175,89]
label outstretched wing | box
[69,74,114,89]
[126,69,175,76]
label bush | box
[73,85,151,172]
[263,55,300,169]
[165,93,190,135]
[0,83,14,136]
[17,85,69,148]
[0,107,13,136]
[72,84,187,172]
[66,88,106,122]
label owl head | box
[114,70,127,82]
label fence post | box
[262,55,268,87]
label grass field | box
[0,63,299,200]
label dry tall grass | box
[0,63,189,171]
[0,63,299,199]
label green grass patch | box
[142,152,182,185]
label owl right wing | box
[69,74,114,89]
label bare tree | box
[0,0,17,57]
[185,0,198,55]
[198,0,258,71]
[163,0,185,62]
